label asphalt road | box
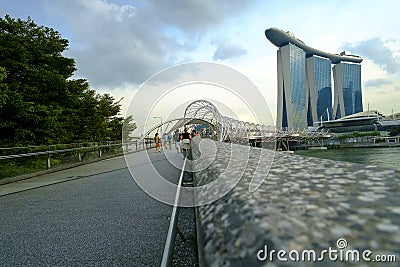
[0,149,184,266]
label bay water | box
[295,147,400,171]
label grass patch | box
[0,156,61,180]
[0,147,123,180]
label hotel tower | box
[265,28,363,129]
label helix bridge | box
[138,100,332,150]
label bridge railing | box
[0,138,154,180]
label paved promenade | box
[0,149,184,266]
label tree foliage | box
[0,15,125,146]
[338,131,380,139]
[122,115,138,141]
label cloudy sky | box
[1,0,400,127]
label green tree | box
[122,115,138,142]
[0,15,124,146]
[0,66,6,81]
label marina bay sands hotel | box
[265,28,363,129]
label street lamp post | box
[138,124,147,149]
[153,116,163,135]
[140,125,147,138]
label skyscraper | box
[265,27,363,129]
[332,62,363,119]
[306,55,333,123]
[277,44,307,129]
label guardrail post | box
[46,148,51,169]
[77,143,82,162]
[78,144,82,162]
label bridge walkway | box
[0,148,185,266]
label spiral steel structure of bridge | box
[137,100,332,149]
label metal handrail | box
[160,157,187,267]
[0,144,116,159]
[0,138,154,160]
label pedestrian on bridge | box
[180,128,192,159]
[174,130,181,154]
[155,133,161,153]
[167,132,173,149]
[162,133,168,149]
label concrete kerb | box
[194,195,207,267]
[189,140,207,267]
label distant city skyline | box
[266,27,363,129]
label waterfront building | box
[306,55,333,124]
[332,61,363,119]
[318,110,400,133]
[265,28,363,129]
[276,43,307,129]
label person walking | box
[174,130,181,154]
[155,133,161,153]
[167,132,173,149]
[192,130,201,138]
[162,133,168,149]
[180,128,192,159]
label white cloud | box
[342,38,400,74]
[212,38,247,60]
[364,78,393,89]
[41,0,254,88]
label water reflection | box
[296,147,400,170]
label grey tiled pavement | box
[194,141,400,267]
[0,149,184,267]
